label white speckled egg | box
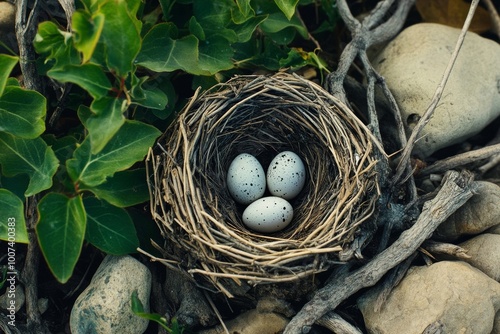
[267,151,306,200]
[242,196,293,233]
[227,153,266,205]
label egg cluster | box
[226,151,306,233]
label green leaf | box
[37,193,86,283]
[80,0,100,13]
[80,97,127,154]
[188,16,205,40]
[5,78,20,87]
[99,0,142,76]
[0,54,18,96]
[48,64,112,99]
[44,135,78,163]
[0,85,47,138]
[198,36,234,75]
[136,24,203,74]
[66,120,160,187]
[230,15,268,43]
[274,0,300,20]
[72,10,105,63]
[280,48,330,73]
[81,169,149,207]
[194,0,233,28]
[129,75,169,111]
[231,0,254,24]
[132,291,185,333]
[259,10,308,39]
[84,197,139,254]
[34,21,80,67]
[0,189,28,244]
[0,133,59,197]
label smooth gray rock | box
[359,261,500,334]
[436,181,500,240]
[371,23,500,158]
[70,255,151,334]
[460,233,500,282]
[198,297,294,334]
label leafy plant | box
[131,290,185,334]
[0,0,336,284]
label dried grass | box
[147,72,380,296]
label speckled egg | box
[227,153,266,205]
[267,151,306,200]
[242,196,293,233]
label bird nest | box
[147,72,380,296]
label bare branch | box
[15,0,43,92]
[392,0,480,186]
[284,171,477,334]
[419,143,500,176]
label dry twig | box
[315,311,363,334]
[284,170,477,333]
[419,143,500,176]
[421,240,471,260]
[392,0,480,186]
[326,0,414,150]
[482,0,500,38]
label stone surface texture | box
[199,297,293,334]
[371,23,500,157]
[460,233,500,282]
[359,261,500,334]
[70,255,151,334]
[436,181,500,240]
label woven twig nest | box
[148,72,380,296]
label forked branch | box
[284,170,477,333]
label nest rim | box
[147,72,380,296]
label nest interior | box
[148,72,380,296]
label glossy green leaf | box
[80,0,101,13]
[274,0,299,20]
[230,15,268,43]
[72,10,105,63]
[66,120,160,187]
[135,86,168,110]
[0,189,28,244]
[37,193,86,283]
[279,48,330,75]
[81,169,149,207]
[129,75,169,111]
[48,64,112,99]
[188,16,205,40]
[84,197,139,254]
[131,290,185,332]
[0,133,59,196]
[0,54,18,96]
[136,24,203,74]
[231,0,254,24]
[44,135,78,163]
[82,97,127,154]
[0,85,46,138]
[194,0,233,28]
[5,78,20,87]
[198,36,234,75]
[99,0,142,76]
[34,21,80,67]
[260,11,308,39]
